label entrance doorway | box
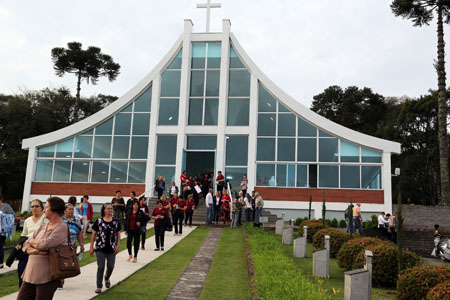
[185,151,215,177]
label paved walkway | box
[0,225,154,276]
[1,226,196,300]
[166,227,222,300]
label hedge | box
[337,237,384,271]
[426,281,450,300]
[299,219,327,242]
[312,228,350,258]
[353,243,421,288]
[397,266,450,300]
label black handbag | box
[6,236,28,267]
[164,215,173,232]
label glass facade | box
[256,83,383,190]
[35,85,152,183]
[32,39,386,195]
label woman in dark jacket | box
[125,200,147,263]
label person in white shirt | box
[205,189,214,225]
[255,192,264,224]
[377,212,389,239]
[244,193,252,222]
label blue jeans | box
[245,208,252,222]
[206,207,213,224]
[256,208,262,223]
[353,217,363,236]
[18,254,29,287]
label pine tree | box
[308,194,312,219]
[322,191,326,226]
[397,193,404,274]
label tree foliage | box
[0,88,117,200]
[51,42,120,122]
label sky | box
[0,0,445,107]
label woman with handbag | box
[18,197,68,300]
[152,200,168,251]
[90,203,121,294]
[125,200,146,263]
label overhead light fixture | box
[270,117,274,121]
[101,171,106,174]
[267,103,271,107]
[168,116,173,120]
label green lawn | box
[199,227,251,300]
[95,226,210,299]
[281,232,397,300]
[0,229,154,298]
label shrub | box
[312,228,350,258]
[353,243,422,287]
[337,237,385,271]
[295,217,304,226]
[397,266,450,300]
[330,218,338,228]
[299,220,327,242]
[325,219,331,227]
[339,219,347,228]
[426,281,450,300]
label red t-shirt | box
[180,174,187,185]
[221,194,231,202]
[216,174,224,182]
[186,200,195,212]
[221,195,230,209]
[129,211,137,231]
[169,197,178,209]
[177,200,186,214]
[152,207,168,227]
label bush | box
[299,220,327,242]
[325,219,331,226]
[330,218,338,228]
[312,228,350,258]
[337,237,385,271]
[353,243,421,287]
[397,266,450,300]
[426,281,450,300]
[339,219,347,228]
[363,214,378,230]
[245,224,331,299]
[295,217,306,226]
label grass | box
[245,224,331,300]
[0,229,154,298]
[281,231,397,300]
[95,226,210,299]
[199,227,251,300]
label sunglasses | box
[31,206,41,209]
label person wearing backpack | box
[345,204,354,233]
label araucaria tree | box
[391,0,450,206]
[51,42,121,122]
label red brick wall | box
[256,187,384,204]
[31,182,145,197]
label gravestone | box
[293,225,308,258]
[275,212,286,235]
[259,216,268,225]
[282,225,293,245]
[344,250,373,300]
[312,235,330,277]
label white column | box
[247,74,258,192]
[145,73,161,197]
[382,151,393,214]
[216,19,231,173]
[174,20,193,186]
[21,147,36,212]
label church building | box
[21,16,401,220]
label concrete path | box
[0,225,154,276]
[166,227,222,300]
[1,226,196,300]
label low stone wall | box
[392,204,450,230]
[403,230,435,257]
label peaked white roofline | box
[23,22,401,154]
[229,33,401,154]
[22,34,184,150]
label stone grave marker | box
[293,225,308,258]
[275,212,286,235]
[282,225,293,245]
[259,216,268,225]
[312,235,330,277]
[344,250,373,300]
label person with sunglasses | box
[17,199,46,287]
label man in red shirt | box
[180,171,187,198]
[175,197,186,235]
[169,193,179,227]
[184,195,195,227]
[216,171,225,197]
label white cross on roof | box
[196,0,221,32]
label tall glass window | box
[227,99,249,126]
[319,165,339,188]
[226,136,248,166]
[256,164,275,186]
[188,42,220,126]
[277,164,295,187]
[341,165,360,188]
